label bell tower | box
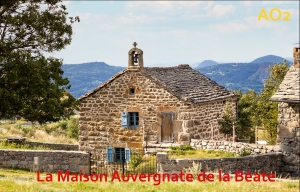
[128,42,144,69]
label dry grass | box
[0,168,298,192]
[0,120,78,144]
[257,128,268,141]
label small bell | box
[133,53,138,63]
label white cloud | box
[208,4,236,19]
[127,1,175,13]
[285,9,300,19]
[126,1,204,15]
[209,21,247,33]
[244,16,280,29]
[116,14,167,24]
[243,1,254,6]
[262,1,296,5]
[161,29,189,37]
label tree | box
[218,102,235,136]
[235,90,258,140]
[257,60,289,144]
[0,0,79,123]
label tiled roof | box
[79,65,236,104]
[141,64,235,104]
[270,65,300,102]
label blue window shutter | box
[107,147,113,162]
[121,112,128,128]
[125,148,130,163]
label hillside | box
[195,60,219,68]
[197,63,263,93]
[250,55,292,64]
[62,55,293,98]
[62,62,125,98]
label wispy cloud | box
[262,1,297,5]
[244,16,281,29]
[126,1,204,15]
[209,21,247,33]
[208,4,236,19]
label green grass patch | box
[169,148,237,159]
[0,141,51,150]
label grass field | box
[168,146,237,159]
[0,118,78,144]
[0,168,298,192]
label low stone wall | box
[190,139,280,155]
[0,149,90,173]
[156,152,283,176]
[190,139,300,177]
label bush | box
[129,154,143,169]
[240,148,251,157]
[67,116,79,139]
[168,145,195,155]
[58,121,68,130]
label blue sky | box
[52,1,299,67]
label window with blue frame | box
[121,112,139,128]
[106,147,130,163]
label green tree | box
[257,60,289,144]
[235,90,258,140]
[0,0,79,123]
[218,102,235,136]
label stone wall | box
[277,102,300,178]
[178,97,236,142]
[190,139,300,177]
[0,149,90,173]
[156,152,283,175]
[277,102,299,143]
[79,70,236,157]
[190,139,279,155]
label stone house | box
[270,47,300,177]
[78,43,237,162]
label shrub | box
[184,162,202,179]
[67,116,79,139]
[240,148,251,157]
[58,121,68,130]
[129,154,143,169]
[168,145,195,155]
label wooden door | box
[161,112,173,142]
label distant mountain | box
[62,55,293,98]
[284,57,293,61]
[195,60,219,69]
[62,62,125,98]
[247,62,275,83]
[198,63,263,93]
[251,55,292,64]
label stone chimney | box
[293,47,300,68]
[128,42,144,69]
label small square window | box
[129,112,139,127]
[121,112,139,128]
[129,88,135,94]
